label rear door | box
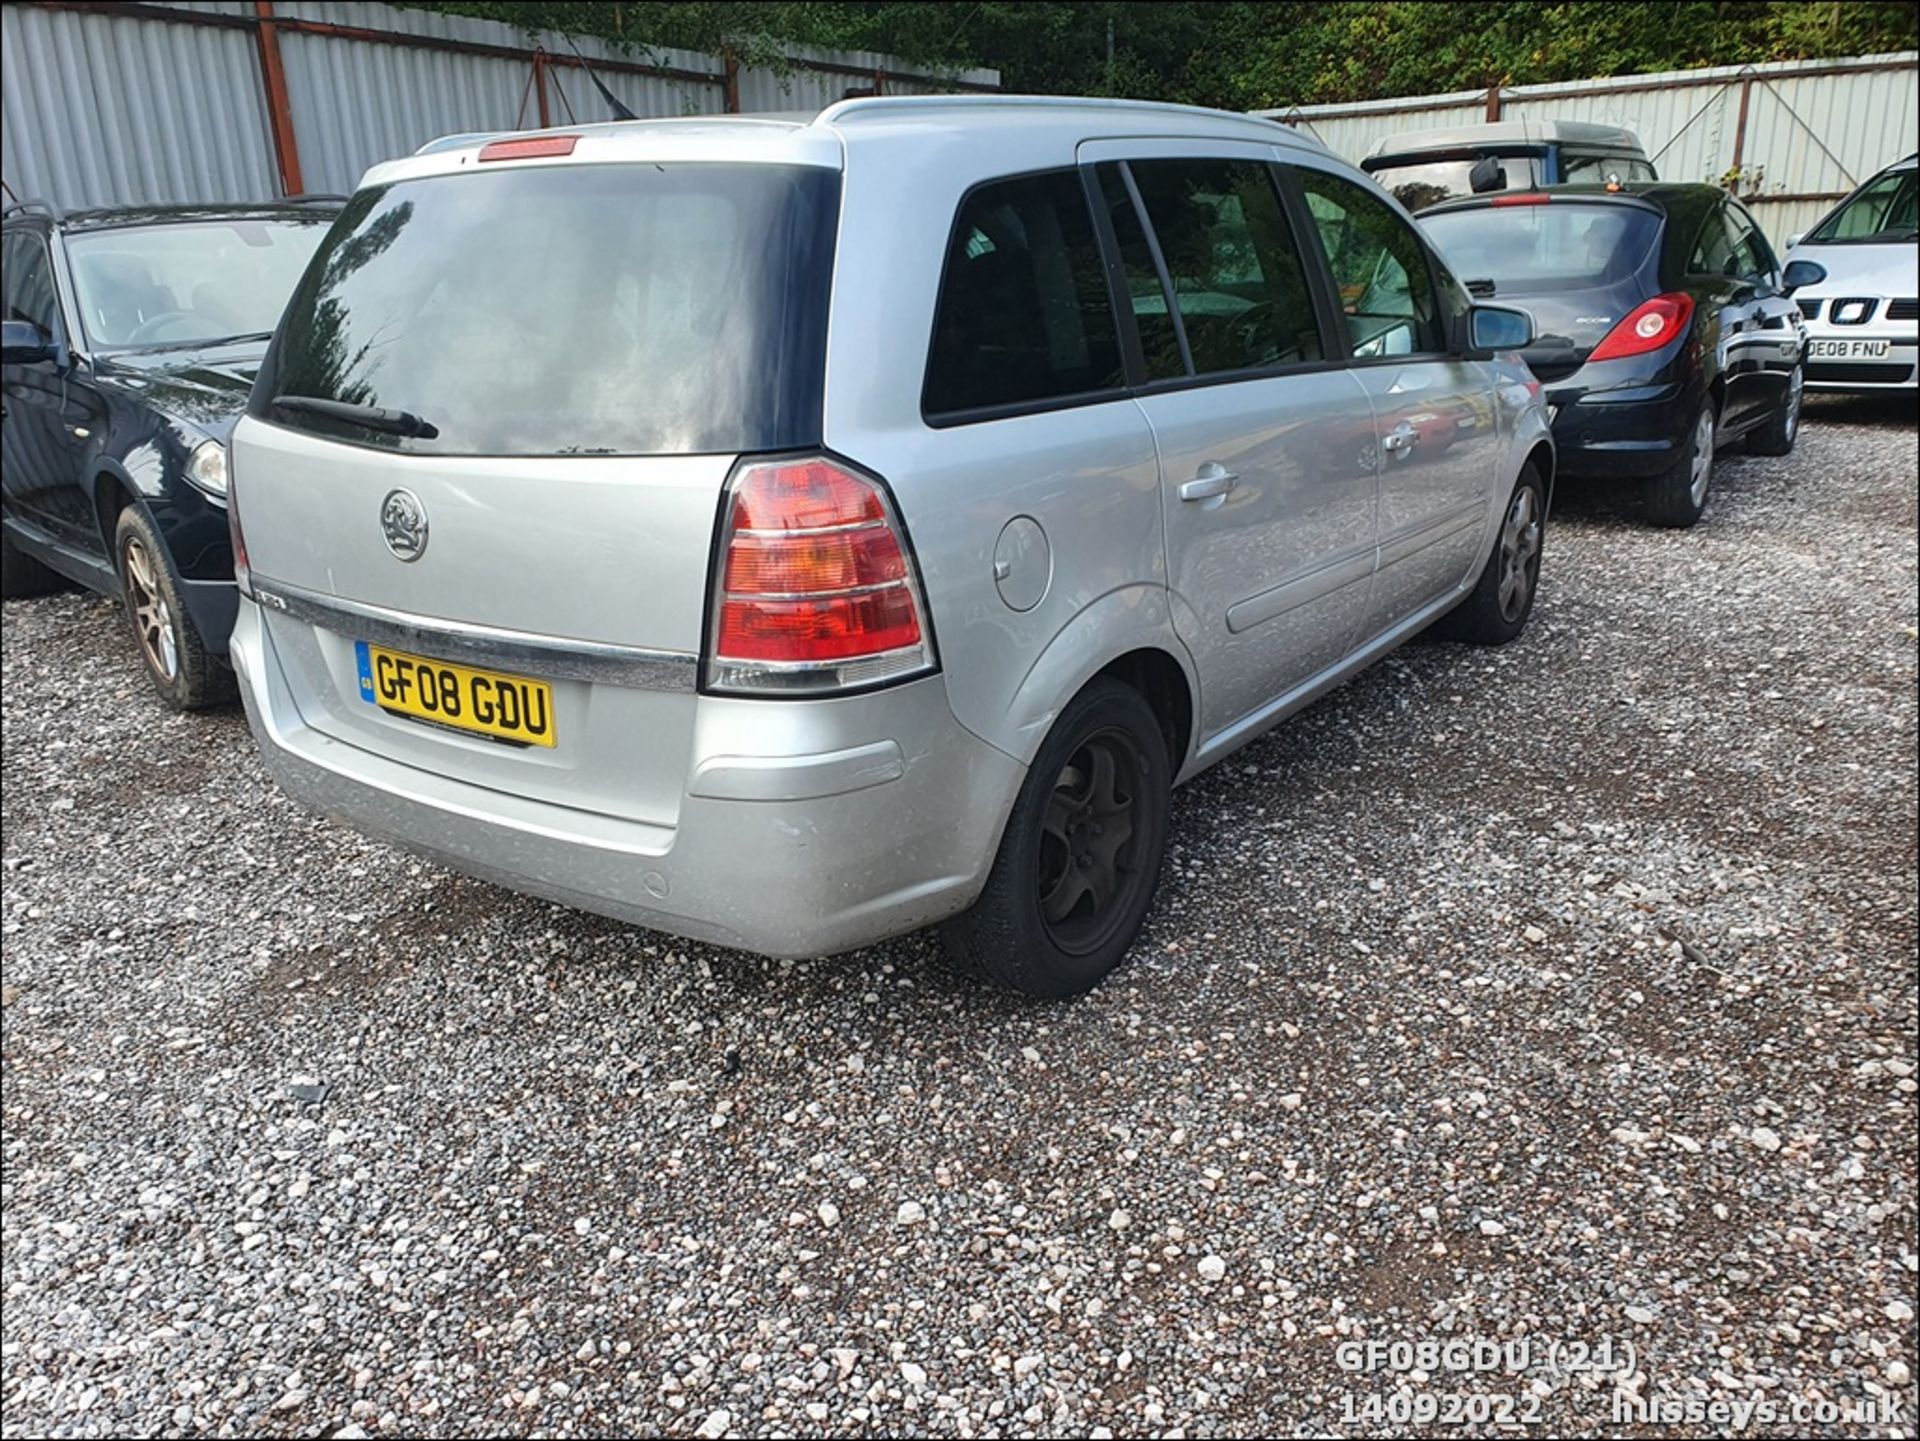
[1082,141,1379,745]
[231,157,840,826]
[1290,164,1501,639]
[1417,196,1667,383]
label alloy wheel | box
[1784,366,1804,442]
[1497,485,1543,624]
[123,535,179,681]
[1688,407,1716,508]
[1037,729,1152,955]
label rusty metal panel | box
[271,1,728,193]
[1283,103,1489,163]
[2,1,280,209]
[3,0,999,209]
[1264,50,1916,237]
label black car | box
[1419,184,1807,528]
[2,198,338,706]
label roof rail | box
[284,192,349,205]
[1,196,62,221]
[818,93,1280,126]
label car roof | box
[3,200,343,234]
[1367,120,1646,159]
[371,94,1327,189]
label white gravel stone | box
[1,404,1912,1439]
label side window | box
[1109,159,1324,377]
[2,233,62,338]
[1726,206,1773,281]
[1688,209,1739,277]
[922,170,1123,419]
[1293,168,1444,357]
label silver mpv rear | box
[230,97,1553,995]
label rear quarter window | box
[922,170,1124,421]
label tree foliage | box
[417,1,1920,107]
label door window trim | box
[1097,155,1350,400]
[920,150,1450,431]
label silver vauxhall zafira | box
[229,95,1553,995]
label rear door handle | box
[1179,466,1238,502]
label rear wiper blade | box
[271,394,438,438]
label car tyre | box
[1431,463,1546,646]
[1642,399,1716,528]
[113,505,235,710]
[1744,362,1804,457]
[940,677,1170,998]
[1,527,67,598]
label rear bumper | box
[1546,380,1697,480]
[230,601,1025,958]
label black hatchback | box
[1420,184,1807,527]
[2,198,336,706]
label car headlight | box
[185,439,229,502]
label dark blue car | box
[1420,184,1808,528]
[2,198,337,707]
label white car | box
[1784,152,1918,392]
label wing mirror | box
[1781,259,1826,294]
[1468,155,1508,194]
[1466,303,1535,356]
[1,320,56,366]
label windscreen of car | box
[1420,203,1663,294]
[1808,166,1919,243]
[1362,155,1540,213]
[253,163,839,456]
[66,220,330,351]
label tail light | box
[1588,292,1696,362]
[1490,192,1552,206]
[706,456,936,695]
[228,445,251,597]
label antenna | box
[561,35,638,121]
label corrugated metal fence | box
[2,0,998,208]
[1260,51,1919,247]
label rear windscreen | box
[1419,203,1662,294]
[251,163,839,456]
[1363,156,1540,213]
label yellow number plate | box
[354,640,556,747]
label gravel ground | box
[3,396,1916,1439]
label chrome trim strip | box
[249,578,698,691]
[725,579,909,602]
[735,520,890,539]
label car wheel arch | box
[991,584,1201,777]
[90,465,140,559]
[1524,440,1556,512]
